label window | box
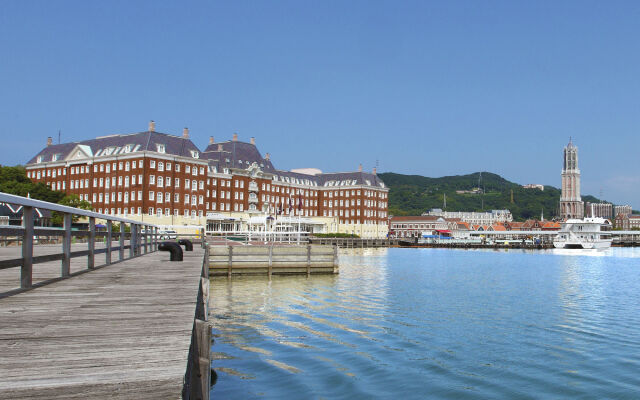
[149,191,155,201]
[149,175,155,185]
[158,162,164,172]
[150,160,156,168]
[156,144,165,153]
[157,176,163,187]
[175,178,180,188]
[167,162,172,171]
[190,150,199,159]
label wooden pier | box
[209,244,338,276]
[309,237,397,248]
[0,247,210,399]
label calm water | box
[209,247,640,399]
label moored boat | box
[553,217,612,249]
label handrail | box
[0,192,151,225]
[0,191,161,294]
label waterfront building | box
[389,215,449,238]
[559,139,584,219]
[424,209,513,225]
[615,214,640,230]
[25,122,389,238]
[615,205,632,217]
[586,202,613,219]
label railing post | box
[153,226,157,251]
[268,245,273,279]
[62,213,72,277]
[306,244,311,277]
[106,220,112,265]
[200,227,205,249]
[144,225,148,254]
[88,217,95,269]
[228,245,233,278]
[21,206,34,289]
[130,224,137,257]
[119,222,125,260]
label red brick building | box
[25,122,389,238]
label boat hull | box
[553,239,612,249]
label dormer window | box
[190,150,199,159]
[156,144,166,153]
[124,144,133,153]
[52,154,60,161]
[36,156,42,163]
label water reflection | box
[210,247,640,399]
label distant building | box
[586,202,613,219]
[424,209,512,225]
[616,214,640,230]
[522,184,544,191]
[559,139,584,219]
[389,215,449,238]
[615,205,632,217]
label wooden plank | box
[0,248,206,399]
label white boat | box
[553,217,612,249]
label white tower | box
[560,139,584,219]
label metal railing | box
[0,192,160,293]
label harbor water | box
[210,247,640,399]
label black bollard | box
[158,241,183,261]
[178,239,193,251]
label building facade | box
[424,209,513,225]
[585,202,613,219]
[389,215,449,238]
[559,139,584,219]
[615,205,632,217]
[25,122,389,238]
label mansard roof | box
[27,128,387,189]
[202,140,275,171]
[27,131,201,164]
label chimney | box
[358,164,363,172]
[217,144,223,151]
[265,153,270,161]
[373,167,377,175]
[182,127,189,139]
[250,137,255,145]
[148,120,155,132]
[232,133,238,142]
[47,137,53,147]
[209,136,215,145]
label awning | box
[435,229,451,233]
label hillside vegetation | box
[378,172,605,221]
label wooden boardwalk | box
[0,247,207,399]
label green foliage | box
[111,224,131,233]
[379,171,607,221]
[51,194,93,225]
[0,165,65,203]
[313,233,360,238]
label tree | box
[0,165,65,203]
[51,194,93,225]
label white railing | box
[0,192,160,293]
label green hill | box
[378,171,606,221]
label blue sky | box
[1,1,639,206]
